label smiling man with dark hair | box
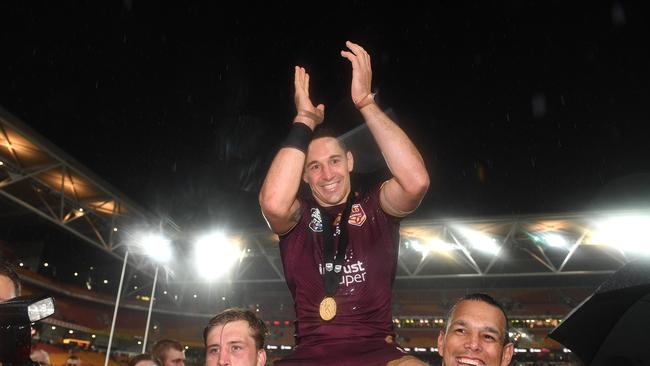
[259,41,429,365]
[437,293,514,366]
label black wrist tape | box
[282,122,313,153]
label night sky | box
[2,1,649,235]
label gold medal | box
[319,296,337,321]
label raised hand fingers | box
[340,50,360,69]
[345,41,367,56]
[345,41,371,70]
[294,66,311,95]
[294,66,303,89]
[341,41,373,106]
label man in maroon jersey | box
[259,41,429,365]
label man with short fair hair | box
[152,339,185,366]
[437,293,514,366]
[203,308,267,366]
[0,259,21,301]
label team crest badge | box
[348,204,366,226]
[309,208,323,232]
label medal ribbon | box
[320,192,355,297]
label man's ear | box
[437,330,445,357]
[257,349,267,366]
[501,342,514,366]
[346,151,354,172]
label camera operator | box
[1,259,53,366]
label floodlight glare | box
[591,215,650,254]
[410,239,457,256]
[454,226,500,254]
[140,234,172,263]
[540,233,568,248]
[194,232,243,279]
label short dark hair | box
[445,293,510,345]
[0,260,21,297]
[311,126,348,152]
[203,308,268,350]
[66,355,80,361]
[151,339,183,365]
[128,353,154,366]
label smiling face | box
[437,300,514,366]
[303,137,354,207]
[205,320,266,366]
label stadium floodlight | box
[454,226,500,255]
[590,215,650,254]
[136,232,172,352]
[111,231,171,356]
[194,231,244,280]
[538,233,568,249]
[139,233,172,263]
[410,238,457,257]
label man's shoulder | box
[355,182,385,206]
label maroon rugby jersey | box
[276,184,409,365]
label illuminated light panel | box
[409,239,458,256]
[194,232,243,280]
[590,215,650,253]
[454,226,500,254]
[138,233,173,263]
[538,232,568,248]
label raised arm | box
[259,66,325,234]
[341,41,430,216]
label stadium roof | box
[1,106,179,272]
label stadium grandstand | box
[2,106,648,365]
